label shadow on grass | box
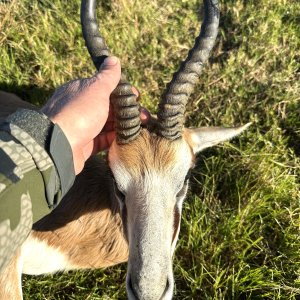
[280,101,300,157]
[284,127,300,157]
[0,82,53,106]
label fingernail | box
[140,107,150,121]
[103,56,119,67]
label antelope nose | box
[126,275,172,300]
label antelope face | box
[81,0,250,298]
[109,130,193,300]
[108,125,250,300]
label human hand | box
[97,88,149,151]
[41,56,150,174]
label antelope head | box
[81,0,250,299]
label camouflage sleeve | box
[0,109,75,272]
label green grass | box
[1,0,299,299]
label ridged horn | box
[157,0,220,140]
[81,0,141,144]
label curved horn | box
[157,0,220,140]
[81,0,141,144]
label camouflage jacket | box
[0,109,75,272]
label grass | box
[0,0,299,299]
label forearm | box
[0,109,75,272]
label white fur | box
[186,123,252,153]
[109,142,132,192]
[21,235,74,275]
[109,139,193,300]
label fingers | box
[94,106,151,153]
[96,56,121,97]
[132,86,140,100]
[102,106,151,134]
[102,120,114,132]
[131,87,150,124]
[140,107,151,124]
[93,131,116,153]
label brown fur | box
[0,250,22,300]
[115,129,185,177]
[0,92,195,298]
[0,92,128,299]
[183,129,198,164]
[32,156,128,269]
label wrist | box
[48,115,86,174]
[70,147,85,175]
[4,109,76,201]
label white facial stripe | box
[170,140,193,178]
[109,141,132,192]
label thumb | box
[96,56,121,95]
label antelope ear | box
[184,123,252,154]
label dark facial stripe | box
[172,206,180,244]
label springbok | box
[0,0,251,299]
